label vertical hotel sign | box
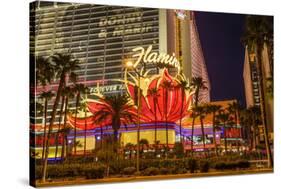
[98,11,153,38]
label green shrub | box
[199,161,210,173]
[142,167,159,176]
[109,159,135,175]
[225,162,237,170]
[123,167,136,175]
[84,165,106,179]
[237,160,250,169]
[176,168,188,174]
[214,160,250,171]
[159,167,170,175]
[188,159,198,173]
[214,162,226,170]
[173,142,185,158]
[35,166,42,180]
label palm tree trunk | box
[164,89,168,159]
[61,97,68,160]
[224,124,227,155]
[154,98,157,158]
[41,98,48,163]
[74,93,80,155]
[42,72,65,182]
[113,129,119,153]
[54,95,65,162]
[179,91,184,144]
[100,125,103,150]
[234,113,240,153]
[191,90,200,157]
[212,112,218,157]
[190,116,195,157]
[200,117,206,157]
[154,99,157,144]
[84,108,87,156]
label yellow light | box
[126,61,134,68]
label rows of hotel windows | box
[30,2,160,125]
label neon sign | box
[132,45,181,73]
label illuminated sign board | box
[89,84,125,94]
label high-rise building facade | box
[30,1,211,157]
[243,44,273,140]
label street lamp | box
[125,60,142,173]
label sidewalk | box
[36,168,273,187]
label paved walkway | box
[36,168,273,187]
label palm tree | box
[177,79,191,143]
[242,15,273,168]
[60,86,75,160]
[35,55,54,162]
[42,52,80,182]
[161,80,174,158]
[80,99,90,156]
[147,87,159,145]
[54,93,65,162]
[206,104,222,157]
[35,56,54,87]
[73,84,87,155]
[40,91,54,162]
[93,94,137,153]
[59,125,72,161]
[227,101,241,153]
[239,109,250,151]
[193,105,207,157]
[217,110,231,155]
[190,77,207,156]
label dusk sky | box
[195,11,246,107]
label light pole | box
[125,61,142,173]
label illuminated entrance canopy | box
[132,45,181,73]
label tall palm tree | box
[227,101,241,153]
[35,56,54,87]
[190,109,198,155]
[40,91,54,162]
[242,15,273,168]
[193,105,207,157]
[161,80,174,158]
[190,77,207,156]
[147,87,159,145]
[80,100,89,156]
[177,79,191,143]
[239,109,251,150]
[54,93,65,162]
[217,110,231,155]
[73,84,87,155]
[93,94,137,153]
[35,55,54,162]
[42,52,80,182]
[59,125,72,161]
[60,86,75,160]
[206,104,222,157]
